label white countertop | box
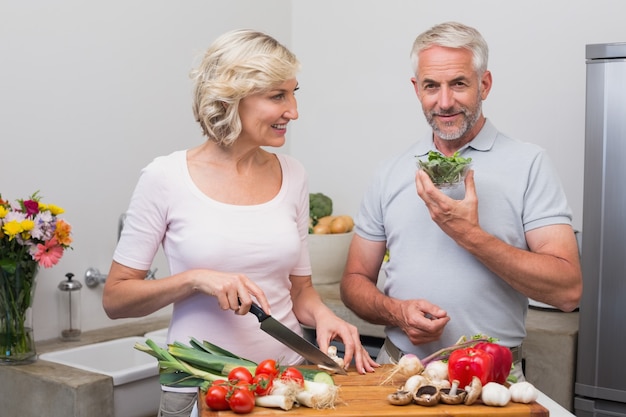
[537,391,575,417]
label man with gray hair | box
[340,22,582,378]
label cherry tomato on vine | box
[228,366,254,384]
[234,380,253,392]
[252,373,274,396]
[228,387,256,414]
[211,378,228,386]
[280,367,305,387]
[255,358,280,378]
[205,385,230,411]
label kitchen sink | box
[144,327,168,346]
[39,336,160,417]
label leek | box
[134,338,247,390]
[135,337,336,392]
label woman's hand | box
[289,275,379,374]
[189,269,272,316]
[313,311,380,374]
[103,262,271,319]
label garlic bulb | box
[509,381,539,404]
[481,382,511,407]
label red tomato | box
[255,359,280,378]
[228,367,254,384]
[211,378,228,386]
[280,367,305,387]
[228,388,256,414]
[448,347,495,388]
[252,373,274,396]
[205,385,230,411]
[234,380,253,392]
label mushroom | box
[464,376,483,405]
[413,385,441,406]
[387,390,413,406]
[327,345,345,369]
[440,379,467,405]
[402,374,428,395]
[430,378,451,390]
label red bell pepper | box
[447,347,494,388]
[474,342,513,385]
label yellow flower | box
[0,206,8,218]
[21,219,35,232]
[2,220,23,239]
[47,204,65,216]
[18,219,35,241]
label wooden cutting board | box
[198,365,548,416]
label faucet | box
[85,212,158,288]
[85,267,158,288]
[118,212,127,242]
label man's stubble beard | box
[426,99,483,141]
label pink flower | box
[32,237,64,268]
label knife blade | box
[247,302,348,375]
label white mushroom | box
[413,385,441,406]
[387,390,413,406]
[440,380,467,405]
[402,374,428,395]
[464,376,483,405]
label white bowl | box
[308,231,354,285]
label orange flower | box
[54,219,73,246]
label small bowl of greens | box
[416,151,472,189]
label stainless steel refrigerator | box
[575,42,626,417]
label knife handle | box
[248,301,270,322]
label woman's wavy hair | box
[191,29,300,146]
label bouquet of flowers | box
[0,192,72,362]
[0,192,73,268]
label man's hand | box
[415,169,480,241]
[397,299,450,345]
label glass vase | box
[0,259,38,365]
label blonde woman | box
[104,29,378,417]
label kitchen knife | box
[247,302,348,375]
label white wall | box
[1,0,293,340]
[2,0,624,341]
[291,0,626,225]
